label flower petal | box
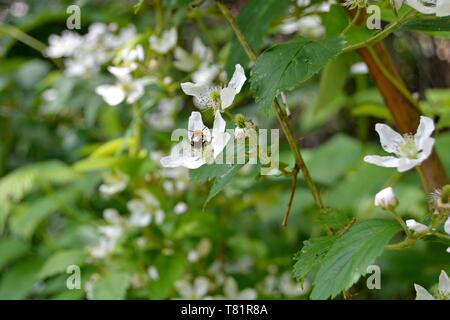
[220,86,237,110]
[406,0,436,14]
[96,85,125,106]
[181,82,208,99]
[375,123,404,153]
[418,137,435,162]
[397,158,422,172]
[228,64,246,94]
[107,66,131,81]
[188,111,205,133]
[212,132,231,158]
[406,219,428,233]
[439,270,450,295]
[437,0,450,16]
[414,284,435,300]
[126,82,144,104]
[445,216,450,235]
[212,110,226,136]
[414,116,435,149]
[363,155,400,168]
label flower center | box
[396,134,420,159]
[197,86,222,110]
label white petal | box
[188,111,205,133]
[445,216,450,235]
[417,137,435,163]
[211,132,231,158]
[364,155,400,168]
[397,158,422,172]
[182,156,205,169]
[220,86,237,110]
[228,64,246,94]
[437,0,450,16]
[406,0,436,14]
[192,64,219,84]
[193,37,211,62]
[406,219,428,233]
[181,82,208,99]
[212,110,226,136]
[194,277,209,298]
[414,116,435,149]
[160,155,183,168]
[96,85,125,106]
[438,270,450,295]
[107,66,131,81]
[414,284,435,300]
[174,47,195,72]
[375,123,404,153]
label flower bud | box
[374,187,398,210]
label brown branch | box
[282,165,299,227]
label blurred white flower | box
[223,277,257,300]
[374,187,398,211]
[96,66,145,106]
[45,31,83,58]
[99,171,129,197]
[103,208,122,225]
[279,15,325,38]
[146,98,181,131]
[113,44,145,75]
[147,266,159,281]
[127,190,164,227]
[351,62,369,75]
[181,64,246,111]
[174,202,188,215]
[415,270,450,299]
[406,0,450,17]
[89,225,123,258]
[364,116,435,172]
[175,277,210,299]
[150,28,177,54]
[406,219,428,233]
[279,272,310,298]
[160,111,231,169]
[174,37,219,84]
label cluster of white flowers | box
[99,171,129,197]
[258,267,310,298]
[89,209,124,258]
[406,216,450,252]
[127,190,165,227]
[279,15,325,38]
[46,23,137,76]
[174,37,219,84]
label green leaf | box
[39,249,86,279]
[307,134,362,185]
[316,208,352,231]
[400,17,450,32]
[91,271,131,300]
[9,188,79,238]
[149,253,185,299]
[310,219,400,300]
[226,0,290,74]
[0,260,42,299]
[293,236,338,283]
[204,164,244,207]
[0,238,29,270]
[250,36,344,111]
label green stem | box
[341,8,361,35]
[385,237,416,250]
[342,8,416,53]
[0,23,47,54]
[389,210,411,237]
[216,1,324,214]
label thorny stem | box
[217,1,325,223]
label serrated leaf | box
[293,236,338,283]
[91,271,130,300]
[316,208,352,231]
[39,249,86,279]
[226,0,290,75]
[310,219,400,300]
[250,36,344,111]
